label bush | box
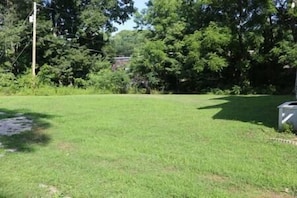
[231,85,242,95]
[0,73,16,87]
[281,123,296,135]
[88,68,130,93]
[17,73,40,89]
[38,64,57,86]
[74,78,87,88]
[0,73,18,95]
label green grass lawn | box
[0,94,297,197]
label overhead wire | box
[36,3,107,53]
[36,3,54,11]
[3,3,107,66]
[0,9,33,64]
[37,3,75,16]
[22,9,34,26]
[1,4,77,66]
[41,38,102,53]
[11,41,31,66]
[14,9,34,63]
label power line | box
[37,3,76,16]
[3,2,107,69]
[41,38,102,53]
[11,41,31,66]
[36,3,54,11]
[22,9,34,26]
[0,9,33,64]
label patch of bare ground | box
[57,142,75,152]
[39,183,71,198]
[162,165,180,174]
[256,190,295,198]
[201,173,228,183]
[228,184,295,198]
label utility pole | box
[32,2,37,77]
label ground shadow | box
[0,108,54,152]
[198,95,294,128]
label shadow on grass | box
[198,95,293,128]
[0,108,54,152]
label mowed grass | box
[0,94,297,197]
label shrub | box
[17,73,40,89]
[281,123,296,135]
[0,73,18,95]
[231,85,242,95]
[88,68,130,93]
[37,64,57,86]
[74,78,87,88]
[0,73,16,87]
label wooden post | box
[32,2,36,77]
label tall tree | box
[37,0,135,85]
[111,30,146,57]
[131,0,296,93]
[0,0,32,75]
[0,0,135,87]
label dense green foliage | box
[129,0,297,94]
[0,0,134,92]
[2,0,297,94]
[110,30,147,57]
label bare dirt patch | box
[257,190,295,198]
[57,142,75,152]
[39,183,71,197]
[201,173,228,183]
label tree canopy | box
[129,0,297,94]
[0,0,135,87]
[1,0,297,94]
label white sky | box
[114,1,147,33]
